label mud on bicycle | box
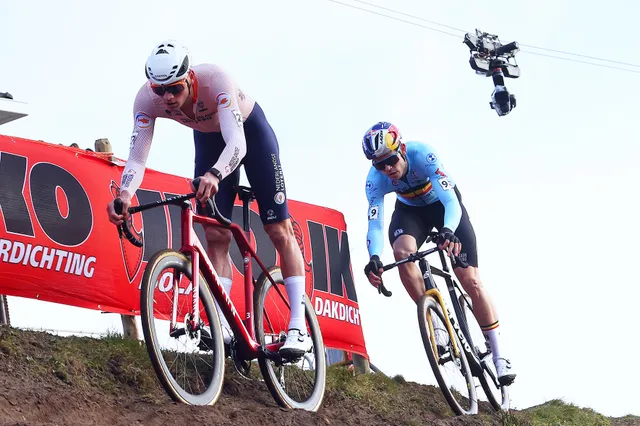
[376,232,510,415]
[113,178,326,411]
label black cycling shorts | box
[193,102,288,224]
[388,187,478,268]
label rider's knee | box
[264,220,293,248]
[204,225,232,247]
[393,246,414,261]
[462,275,484,294]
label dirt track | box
[0,327,636,426]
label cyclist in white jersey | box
[106,40,310,356]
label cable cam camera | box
[464,29,520,116]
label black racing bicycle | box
[377,232,509,415]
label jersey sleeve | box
[418,146,462,231]
[365,169,386,258]
[208,73,247,180]
[120,85,156,196]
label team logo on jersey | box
[274,191,286,205]
[426,153,437,163]
[366,180,373,190]
[216,92,232,109]
[135,112,152,129]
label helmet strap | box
[398,145,409,179]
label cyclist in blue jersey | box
[361,121,516,386]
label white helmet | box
[145,40,191,85]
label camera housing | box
[464,29,520,116]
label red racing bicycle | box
[114,179,326,411]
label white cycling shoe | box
[279,329,312,357]
[494,357,516,386]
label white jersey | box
[120,63,255,195]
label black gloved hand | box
[364,255,383,277]
[437,228,459,245]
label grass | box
[1,326,638,426]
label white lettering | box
[73,254,87,276]
[39,247,55,269]
[83,256,96,278]
[322,299,331,317]
[0,239,11,262]
[315,296,324,315]
[0,239,98,279]
[181,282,193,295]
[331,300,339,318]
[312,296,362,325]
[55,250,68,271]
[9,241,25,264]
[29,245,43,268]
[22,243,33,265]
[159,271,173,292]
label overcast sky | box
[1,0,639,417]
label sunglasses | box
[373,153,400,170]
[150,81,186,97]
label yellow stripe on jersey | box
[398,181,432,199]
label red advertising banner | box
[0,135,367,357]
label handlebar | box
[113,177,232,248]
[376,232,469,298]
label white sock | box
[482,321,503,362]
[284,276,306,332]
[216,277,233,344]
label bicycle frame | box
[115,186,288,361]
[381,240,489,379]
[180,200,288,359]
[418,254,482,373]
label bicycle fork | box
[420,259,471,361]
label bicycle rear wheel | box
[418,294,477,415]
[458,294,510,411]
[254,267,326,412]
[140,249,225,405]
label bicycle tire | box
[140,249,225,405]
[254,266,326,412]
[418,294,477,415]
[458,294,509,412]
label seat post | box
[242,197,251,233]
[235,186,256,233]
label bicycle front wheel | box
[418,294,477,415]
[140,249,226,405]
[254,267,326,412]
